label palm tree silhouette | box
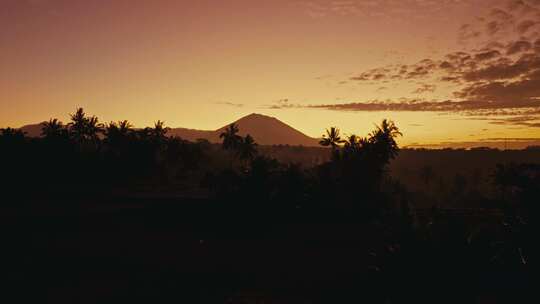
[219,123,242,151]
[237,134,258,162]
[369,119,402,162]
[372,119,402,139]
[344,134,362,152]
[68,107,87,143]
[0,127,26,141]
[67,107,104,144]
[151,120,169,140]
[118,120,133,133]
[104,120,134,148]
[319,127,345,149]
[106,120,133,137]
[86,116,104,143]
[41,119,66,139]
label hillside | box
[169,113,319,146]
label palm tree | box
[372,119,402,139]
[219,123,242,151]
[41,119,66,139]
[369,119,402,162]
[68,107,87,143]
[105,120,133,137]
[67,107,104,144]
[104,120,133,147]
[319,127,345,149]
[0,127,26,141]
[237,134,258,161]
[117,120,133,134]
[344,134,361,151]
[85,115,104,143]
[151,120,169,141]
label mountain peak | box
[239,113,276,121]
[169,113,318,146]
[217,113,318,146]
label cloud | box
[301,98,540,112]
[347,35,540,110]
[349,59,437,82]
[487,115,540,127]
[459,23,482,43]
[298,0,481,20]
[216,101,244,107]
[459,53,540,82]
[267,98,299,109]
[404,138,540,149]
[302,0,540,128]
[474,50,502,61]
[516,20,539,34]
[412,83,436,94]
[506,40,532,55]
[458,81,540,104]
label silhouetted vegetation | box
[1,108,538,303]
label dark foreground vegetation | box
[1,108,538,303]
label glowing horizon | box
[2,0,540,147]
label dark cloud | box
[459,23,482,42]
[483,8,515,36]
[535,38,540,50]
[488,115,540,127]
[474,50,502,61]
[459,53,540,82]
[516,20,538,34]
[457,64,540,103]
[405,138,540,150]
[508,0,540,13]
[345,43,540,113]
[459,3,540,44]
[484,137,540,141]
[506,40,532,55]
[350,67,392,81]
[349,59,438,82]
[349,41,540,85]
[304,98,539,112]
[312,0,540,129]
[412,83,436,94]
[486,20,503,36]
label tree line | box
[1,107,537,296]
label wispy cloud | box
[215,101,244,107]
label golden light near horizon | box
[2,0,540,148]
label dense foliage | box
[1,108,538,302]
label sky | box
[1,0,540,148]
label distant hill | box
[20,123,44,137]
[18,114,320,146]
[168,113,319,146]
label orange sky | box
[1,0,540,147]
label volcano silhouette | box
[169,113,319,146]
[19,113,319,146]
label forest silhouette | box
[1,108,538,303]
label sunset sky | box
[2,0,540,148]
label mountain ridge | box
[169,113,319,146]
[18,113,320,147]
